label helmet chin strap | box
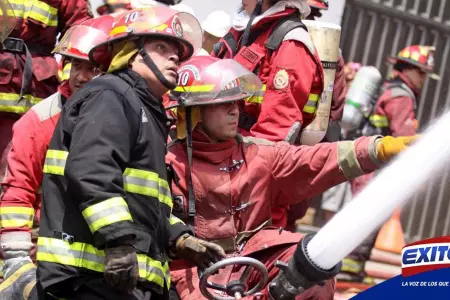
[241,0,263,47]
[138,48,177,90]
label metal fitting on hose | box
[268,234,342,300]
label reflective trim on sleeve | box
[123,168,173,209]
[8,0,58,27]
[0,207,35,229]
[81,197,132,234]
[303,93,320,114]
[37,237,170,288]
[0,93,42,114]
[43,150,68,176]
[370,114,389,128]
[337,140,365,179]
[169,214,184,226]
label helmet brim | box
[387,56,440,80]
[166,93,249,110]
[89,32,194,66]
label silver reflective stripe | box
[44,157,66,168]
[83,205,131,229]
[124,175,159,191]
[159,184,172,202]
[138,261,165,280]
[8,1,58,25]
[304,99,318,108]
[0,213,33,222]
[38,244,105,265]
[0,99,34,107]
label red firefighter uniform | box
[349,71,419,196]
[211,3,324,143]
[0,17,113,283]
[0,0,92,185]
[351,45,438,196]
[167,130,382,299]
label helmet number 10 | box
[124,11,139,24]
[178,71,190,86]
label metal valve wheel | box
[199,257,269,300]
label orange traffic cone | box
[374,209,405,254]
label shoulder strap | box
[265,13,307,51]
[384,81,417,110]
[213,32,239,58]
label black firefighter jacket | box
[37,69,190,295]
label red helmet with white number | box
[387,45,440,80]
[89,6,202,64]
[307,0,329,10]
[53,15,115,68]
[168,56,262,108]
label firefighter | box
[36,7,224,300]
[0,0,92,186]
[352,45,439,196]
[166,56,416,299]
[97,0,132,16]
[0,15,115,299]
[343,45,439,282]
[211,0,323,143]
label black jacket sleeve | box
[64,89,138,249]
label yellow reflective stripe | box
[46,150,69,160]
[246,84,266,104]
[123,168,173,209]
[43,150,68,176]
[81,197,132,234]
[59,63,71,81]
[0,93,43,114]
[370,114,389,128]
[0,206,34,229]
[0,262,35,292]
[172,84,216,93]
[37,237,170,288]
[303,93,320,114]
[8,0,58,27]
[169,214,184,226]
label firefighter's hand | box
[104,244,139,293]
[376,136,418,162]
[174,234,226,269]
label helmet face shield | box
[0,0,15,43]
[53,26,110,61]
[173,59,262,107]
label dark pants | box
[35,277,169,300]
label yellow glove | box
[376,136,418,162]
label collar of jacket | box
[115,68,169,123]
[184,129,238,164]
[58,81,72,100]
[391,71,421,97]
